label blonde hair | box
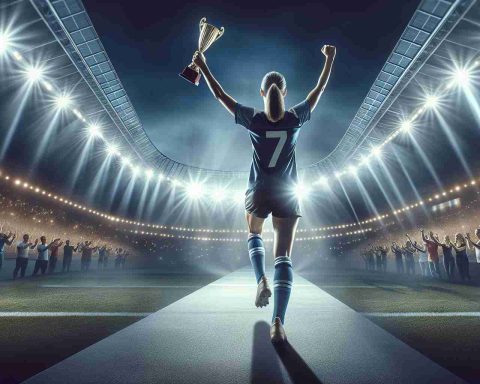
[261,71,286,123]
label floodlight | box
[55,95,71,109]
[186,182,204,199]
[26,66,43,82]
[424,95,438,109]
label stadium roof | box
[4,0,479,185]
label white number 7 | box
[266,131,287,168]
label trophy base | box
[179,66,201,86]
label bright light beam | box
[0,33,10,54]
[186,182,204,199]
[25,66,43,83]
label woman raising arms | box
[192,44,336,343]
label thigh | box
[245,212,265,235]
[245,188,270,220]
[272,216,299,257]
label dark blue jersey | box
[235,100,311,189]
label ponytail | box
[261,71,286,123]
[265,83,285,123]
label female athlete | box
[193,43,336,342]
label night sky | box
[83,0,420,172]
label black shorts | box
[245,187,301,219]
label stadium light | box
[131,166,139,176]
[0,33,10,54]
[294,183,310,200]
[158,173,165,181]
[372,146,382,158]
[400,120,412,133]
[25,66,43,83]
[424,95,439,109]
[452,68,470,88]
[145,169,154,179]
[106,144,119,156]
[121,156,131,167]
[55,95,71,109]
[87,124,102,139]
[186,182,204,199]
[348,165,357,175]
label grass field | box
[0,269,221,384]
[302,268,480,383]
[1,263,480,383]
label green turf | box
[301,268,480,383]
[2,268,480,383]
[0,271,221,384]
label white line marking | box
[41,285,204,289]
[40,284,314,288]
[363,312,480,317]
[0,312,152,317]
[319,285,406,289]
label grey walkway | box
[25,267,465,384]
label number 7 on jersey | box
[266,131,287,168]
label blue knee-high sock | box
[272,256,293,324]
[248,234,265,284]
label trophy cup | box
[179,17,224,86]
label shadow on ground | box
[251,321,322,384]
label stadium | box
[0,0,480,383]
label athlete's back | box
[235,100,311,190]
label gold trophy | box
[179,17,224,86]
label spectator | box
[104,247,112,269]
[380,245,388,273]
[374,246,382,272]
[98,245,107,270]
[466,229,480,264]
[421,230,441,279]
[0,231,15,271]
[436,235,455,281]
[402,240,416,275]
[62,240,78,273]
[33,237,59,276]
[48,239,63,274]
[115,248,123,269]
[13,234,37,279]
[80,241,97,272]
[452,233,470,282]
[407,234,429,277]
[391,242,404,274]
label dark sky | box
[83,0,421,172]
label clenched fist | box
[192,51,206,68]
[321,45,336,58]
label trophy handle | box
[215,27,225,41]
[199,17,207,32]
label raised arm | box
[306,45,336,112]
[193,51,236,116]
[30,239,38,249]
[411,241,423,253]
[466,234,480,250]
[6,233,16,246]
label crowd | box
[357,192,480,282]
[362,227,480,281]
[0,189,135,279]
[7,232,130,279]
